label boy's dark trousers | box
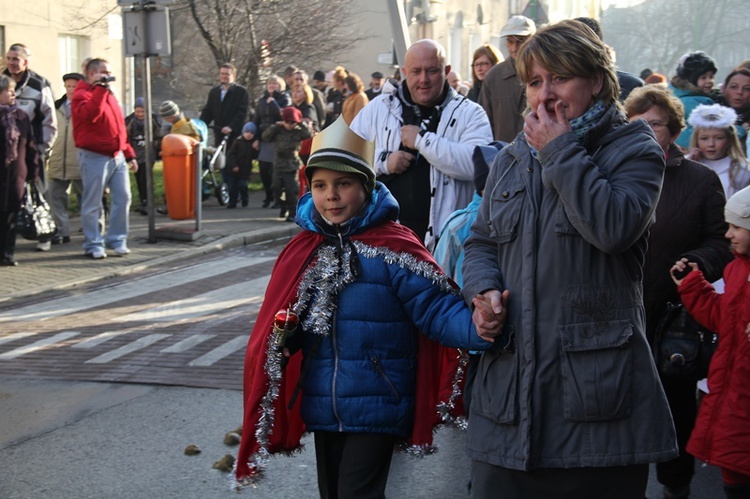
[224,172,248,207]
[134,161,148,209]
[272,169,299,218]
[259,160,274,205]
[314,431,398,499]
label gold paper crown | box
[309,115,374,166]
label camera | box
[99,75,116,84]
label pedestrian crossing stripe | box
[0,332,80,360]
[85,334,172,364]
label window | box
[58,35,89,75]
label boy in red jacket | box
[671,185,750,499]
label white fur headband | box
[687,104,737,130]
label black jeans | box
[258,160,273,202]
[314,431,398,499]
[0,210,17,259]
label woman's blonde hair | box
[516,19,620,110]
[292,83,313,105]
[267,74,286,92]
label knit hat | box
[675,51,717,86]
[500,15,536,38]
[134,97,145,109]
[242,122,257,135]
[281,106,302,124]
[687,103,737,130]
[159,100,180,118]
[305,116,375,195]
[725,185,750,231]
[472,141,506,194]
[313,70,326,83]
[645,73,667,85]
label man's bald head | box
[403,39,451,107]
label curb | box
[3,225,300,302]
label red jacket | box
[71,80,134,160]
[680,254,750,475]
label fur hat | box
[500,15,536,38]
[281,106,302,124]
[306,116,375,195]
[242,122,257,135]
[725,185,750,231]
[687,104,737,130]
[159,100,180,118]
[675,51,717,86]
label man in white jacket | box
[350,39,492,249]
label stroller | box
[192,119,230,206]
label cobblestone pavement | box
[0,244,282,390]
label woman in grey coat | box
[461,20,678,498]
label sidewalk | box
[0,189,299,303]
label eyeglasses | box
[647,121,668,130]
[472,62,492,68]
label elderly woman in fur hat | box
[669,51,718,148]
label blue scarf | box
[529,100,608,160]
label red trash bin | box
[161,134,199,220]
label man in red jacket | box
[71,58,137,259]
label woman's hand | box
[523,101,572,151]
[471,289,510,342]
[670,257,700,285]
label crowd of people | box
[233,16,750,499]
[1,15,750,499]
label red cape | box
[235,221,465,484]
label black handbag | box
[653,301,718,380]
[17,182,57,241]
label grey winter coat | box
[461,104,678,470]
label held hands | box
[386,150,416,174]
[471,289,510,342]
[523,101,572,151]
[670,257,700,285]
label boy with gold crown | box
[234,117,499,494]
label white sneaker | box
[36,241,51,252]
[111,246,130,256]
[85,248,107,259]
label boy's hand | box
[232,166,239,173]
[252,140,260,150]
[670,257,699,285]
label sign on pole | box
[123,7,171,57]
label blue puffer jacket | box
[291,182,489,438]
